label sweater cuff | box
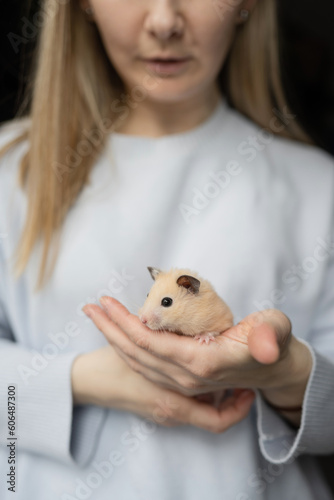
[1,349,105,467]
[255,339,334,464]
[70,404,108,467]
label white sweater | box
[1,96,334,500]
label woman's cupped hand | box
[77,297,302,433]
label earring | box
[239,9,249,21]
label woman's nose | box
[144,0,184,40]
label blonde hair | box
[0,0,313,291]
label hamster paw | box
[194,333,217,345]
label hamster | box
[138,267,235,408]
[138,267,234,345]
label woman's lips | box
[142,58,192,75]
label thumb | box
[248,322,280,364]
[238,309,292,364]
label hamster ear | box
[177,275,200,294]
[147,266,162,281]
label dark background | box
[1,0,334,495]
[1,0,334,156]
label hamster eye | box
[147,293,149,297]
[161,297,173,307]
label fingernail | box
[82,306,94,318]
[99,296,110,308]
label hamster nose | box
[140,316,148,325]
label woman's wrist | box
[71,351,111,406]
[71,346,133,408]
[259,336,313,424]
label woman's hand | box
[71,344,255,433]
[83,297,312,427]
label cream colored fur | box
[139,268,234,336]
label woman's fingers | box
[140,386,255,432]
[95,296,225,370]
[83,299,291,407]
[112,345,214,397]
[112,345,179,390]
[83,302,158,363]
[83,303,139,356]
[238,309,292,362]
[104,341,256,432]
[247,323,280,364]
[80,308,256,433]
[83,300,181,362]
[176,389,256,433]
[83,303,203,389]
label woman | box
[0,0,334,498]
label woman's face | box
[85,0,251,103]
